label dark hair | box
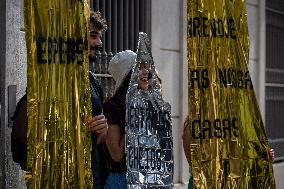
[90,11,108,31]
[11,94,27,121]
[112,71,132,113]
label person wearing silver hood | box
[103,50,150,188]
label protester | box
[182,116,194,189]
[11,10,109,189]
[182,116,275,189]
[103,50,150,188]
[86,10,110,189]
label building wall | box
[246,1,284,188]
[247,0,266,115]
[152,0,188,188]
[0,0,27,188]
[0,0,6,187]
[0,0,283,188]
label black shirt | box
[89,72,109,188]
[103,98,127,173]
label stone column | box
[0,0,7,186]
[0,0,27,188]
[247,0,266,118]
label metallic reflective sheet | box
[126,33,174,189]
[187,0,275,188]
[25,0,92,188]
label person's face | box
[89,21,103,60]
[138,63,150,91]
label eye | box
[90,31,101,39]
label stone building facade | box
[0,0,283,188]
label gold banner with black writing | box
[25,0,92,188]
[187,0,275,188]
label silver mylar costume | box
[126,32,174,189]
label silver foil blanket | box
[126,33,174,189]
[127,92,173,189]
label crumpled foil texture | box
[25,0,92,188]
[187,0,276,188]
[126,33,174,189]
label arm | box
[97,131,107,144]
[182,116,191,165]
[106,124,125,162]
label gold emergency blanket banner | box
[187,0,275,188]
[24,0,92,188]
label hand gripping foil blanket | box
[24,0,92,188]
[187,0,276,188]
[126,33,174,189]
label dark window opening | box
[90,0,152,100]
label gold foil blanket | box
[24,0,92,188]
[187,0,276,188]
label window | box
[266,0,284,161]
[90,0,151,99]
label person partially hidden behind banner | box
[11,11,109,189]
[87,11,110,189]
[182,116,194,189]
[103,50,150,188]
[182,116,275,189]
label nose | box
[95,38,102,48]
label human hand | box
[87,115,108,134]
[269,148,275,161]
